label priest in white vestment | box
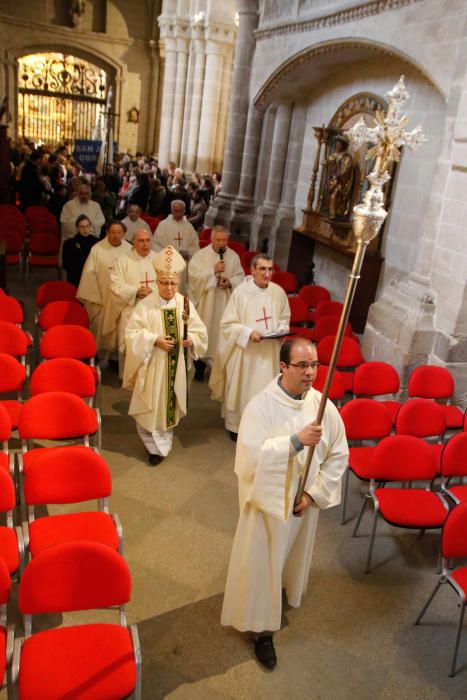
[123,246,208,465]
[76,220,131,366]
[188,225,245,378]
[107,229,157,375]
[221,337,348,668]
[153,200,199,293]
[60,182,105,243]
[209,254,290,439]
[122,203,151,243]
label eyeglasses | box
[287,362,320,370]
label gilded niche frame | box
[303,92,397,253]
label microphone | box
[217,247,226,286]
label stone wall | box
[0,0,162,154]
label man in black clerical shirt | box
[62,214,99,287]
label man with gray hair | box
[153,199,199,293]
[122,204,151,243]
[209,254,290,441]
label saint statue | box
[323,135,355,220]
[70,0,86,27]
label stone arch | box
[6,41,123,142]
[252,38,445,111]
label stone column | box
[179,35,196,168]
[249,102,292,254]
[144,40,160,154]
[213,45,234,172]
[196,38,227,174]
[169,34,189,165]
[272,104,307,267]
[206,0,259,226]
[185,31,206,172]
[156,31,177,167]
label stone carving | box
[323,135,355,220]
[255,0,423,40]
[70,0,86,28]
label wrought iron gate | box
[18,52,108,146]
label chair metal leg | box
[450,597,466,677]
[414,580,442,625]
[340,467,350,525]
[352,493,369,537]
[365,505,379,573]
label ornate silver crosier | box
[295,76,427,507]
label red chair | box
[353,361,402,425]
[12,542,141,700]
[315,300,344,322]
[140,214,161,232]
[0,404,13,475]
[37,301,89,332]
[24,205,51,223]
[317,336,364,392]
[311,315,354,343]
[18,391,100,455]
[28,217,59,237]
[353,435,449,573]
[0,353,27,430]
[415,501,467,676]
[340,399,393,525]
[464,409,467,431]
[298,284,331,323]
[0,295,23,325]
[439,432,467,505]
[0,557,12,685]
[26,233,60,280]
[39,325,100,404]
[0,203,24,220]
[395,398,446,465]
[30,359,96,405]
[0,217,27,242]
[0,321,30,365]
[0,230,23,277]
[271,270,297,295]
[228,239,247,256]
[199,227,212,242]
[288,297,309,326]
[36,280,77,309]
[0,468,23,577]
[241,250,261,274]
[22,446,121,559]
[408,365,464,430]
[313,365,346,405]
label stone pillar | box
[273,104,307,268]
[156,31,177,167]
[196,38,227,174]
[145,40,160,154]
[249,102,292,254]
[169,34,189,164]
[206,0,259,226]
[184,30,206,172]
[179,35,195,168]
[213,45,234,172]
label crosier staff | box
[295,75,427,507]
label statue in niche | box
[323,135,355,221]
[70,0,86,27]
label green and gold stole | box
[162,307,180,428]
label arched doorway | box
[17,52,109,146]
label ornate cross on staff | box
[295,76,427,506]
[256,307,272,330]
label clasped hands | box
[155,335,193,351]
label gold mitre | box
[152,245,186,279]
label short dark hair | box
[280,337,316,365]
[251,254,273,269]
[107,219,127,233]
[75,214,91,227]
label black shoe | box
[148,454,163,466]
[229,431,238,442]
[194,360,206,382]
[254,635,277,669]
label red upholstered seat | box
[0,400,23,430]
[271,270,297,295]
[408,365,463,431]
[298,284,331,323]
[30,359,96,401]
[448,485,467,503]
[451,567,467,592]
[375,488,448,528]
[36,281,77,308]
[14,542,140,699]
[314,300,344,322]
[28,512,120,557]
[380,400,401,424]
[0,295,23,324]
[0,528,20,574]
[443,405,464,429]
[19,625,136,700]
[19,392,98,441]
[37,301,89,331]
[348,446,377,480]
[0,454,9,472]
